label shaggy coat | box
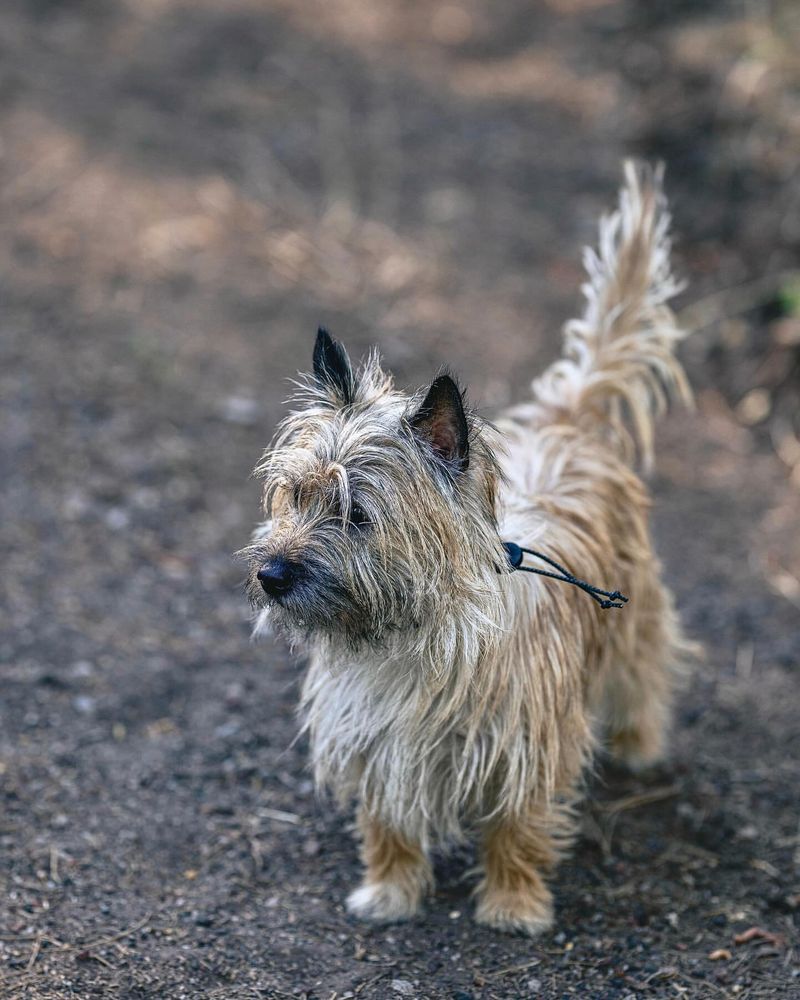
[244,163,695,934]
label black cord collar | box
[503,542,629,610]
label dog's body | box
[244,164,694,934]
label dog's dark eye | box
[349,502,370,529]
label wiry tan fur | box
[243,163,696,935]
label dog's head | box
[242,329,506,650]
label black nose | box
[257,558,296,598]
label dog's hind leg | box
[346,809,432,923]
[603,567,690,770]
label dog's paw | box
[474,887,554,937]
[609,727,665,772]
[346,881,421,923]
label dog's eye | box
[349,502,370,529]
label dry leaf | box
[734,926,784,947]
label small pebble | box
[391,980,415,996]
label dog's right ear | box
[313,327,355,406]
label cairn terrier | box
[243,164,694,935]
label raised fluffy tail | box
[530,161,692,467]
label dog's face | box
[243,329,503,648]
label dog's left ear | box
[410,374,469,473]
[313,327,355,406]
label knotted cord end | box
[502,541,629,611]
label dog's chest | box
[301,655,503,842]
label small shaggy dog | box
[243,163,695,935]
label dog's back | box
[495,161,697,772]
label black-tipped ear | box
[410,375,469,473]
[313,327,355,406]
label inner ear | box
[409,374,469,473]
[313,327,355,406]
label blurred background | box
[1,1,798,997]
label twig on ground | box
[600,785,680,815]
[259,807,302,825]
[81,912,153,952]
[487,957,542,978]
[26,934,42,971]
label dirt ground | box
[1,1,799,997]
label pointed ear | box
[409,374,469,473]
[313,327,355,405]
